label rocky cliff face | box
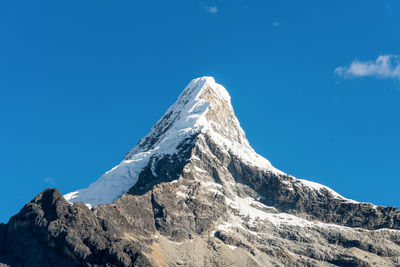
[1,77,400,266]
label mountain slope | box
[65,76,400,229]
[64,77,346,207]
[1,77,400,266]
[64,77,283,207]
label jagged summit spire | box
[125,76,248,159]
[6,78,400,267]
[178,76,231,104]
[64,77,280,207]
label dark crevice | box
[128,134,199,196]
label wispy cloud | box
[43,177,55,186]
[205,5,218,14]
[335,55,400,80]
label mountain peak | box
[5,77,400,267]
[64,77,349,208]
[180,76,231,104]
[64,77,279,207]
[124,76,257,161]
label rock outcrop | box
[1,77,399,266]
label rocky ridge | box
[1,77,400,266]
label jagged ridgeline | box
[1,77,400,266]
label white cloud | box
[335,55,400,80]
[43,177,55,185]
[205,5,218,14]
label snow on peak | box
[181,76,231,104]
[124,75,279,172]
[64,76,277,207]
[64,76,352,207]
[64,76,248,207]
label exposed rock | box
[0,223,5,253]
[1,77,400,266]
[1,189,152,266]
[1,182,400,266]
[227,150,400,230]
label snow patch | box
[176,191,188,198]
[224,195,354,231]
[227,245,237,250]
[298,179,358,203]
[193,166,207,173]
[64,76,354,209]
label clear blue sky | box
[1,0,399,222]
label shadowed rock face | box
[1,189,152,267]
[129,133,400,231]
[1,77,400,266]
[0,183,230,266]
[226,152,400,230]
[2,175,400,266]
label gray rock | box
[1,77,400,266]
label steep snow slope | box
[64,77,350,207]
[3,77,400,267]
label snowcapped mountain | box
[1,77,400,266]
[64,77,349,208]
